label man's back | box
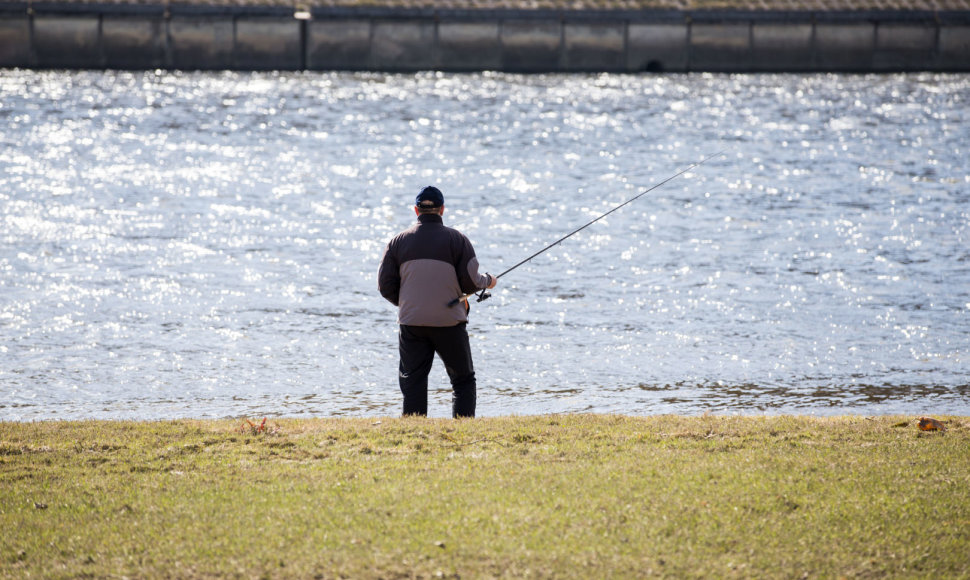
[378,213,488,327]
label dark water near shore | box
[2,70,968,420]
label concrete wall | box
[691,22,750,71]
[564,21,626,71]
[939,25,970,68]
[502,19,562,71]
[815,23,875,71]
[33,15,102,68]
[236,18,303,70]
[0,14,30,67]
[628,23,687,71]
[438,21,501,71]
[169,16,234,69]
[103,16,167,69]
[1,4,968,72]
[751,23,814,72]
[307,19,371,70]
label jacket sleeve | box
[455,234,491,295]
[377,243,400,306]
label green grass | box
[2,414,968,579]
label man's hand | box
[486,274,498,289]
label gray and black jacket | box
[378,213,492,327]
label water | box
[2,70,968,420]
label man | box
[377,186,498,418]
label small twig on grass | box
[440,436,509,448]
[461,437,507,448]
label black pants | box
[398,323,476,418]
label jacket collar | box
[417,213,443,225]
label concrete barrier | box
[939,25,970,69]
[0,15,29,67]
[307,19,371,70]
[372,19,435,71]
[815,22,875,71]
[501,19,561,71]
[563,22,625,71]
[103,16,166,69]
[169,16,234,70]
[874,22,936,70]
[1,5,968,73]
[690,22,750,71]
[438,21,502,71]
[34,16,101,68]
[751,23,814,72]
[236,18,302,70]
[627,23,688,72]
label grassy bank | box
[2,414,967,579]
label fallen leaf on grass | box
[917,417,946,432]
[239,417,267,435]
[239,417,281,436]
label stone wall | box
[1,4,968,71]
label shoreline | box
[2,1,969,71]
[6,408,968,423]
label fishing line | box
[449,150,727,307]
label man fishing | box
[377,186,498,418]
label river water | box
[2,70,968,420]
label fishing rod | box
[448,150,726,307]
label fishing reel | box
[447,289,491,309]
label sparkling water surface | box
[2,70,968,420]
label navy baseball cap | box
[415,186,444,208]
